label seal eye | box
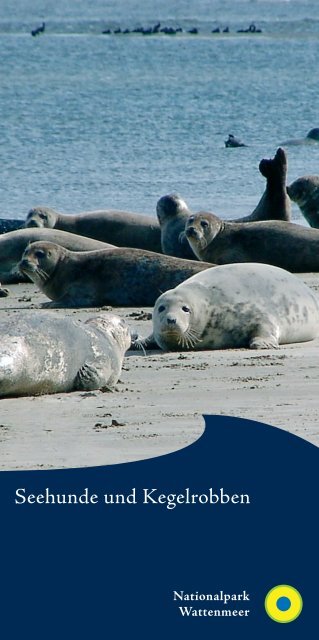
[39,213,47,220]
[200,220,209,228]
[35,250,45,259]
[182,306,190,313]
[188,216,194,224]
[158,305,165,313]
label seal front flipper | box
[41,295,79,309]
[74,360,113,391]
[249,321,280,349]
[130,333,160,351]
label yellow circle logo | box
[265,585,303,623]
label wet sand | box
[0,275,319,470]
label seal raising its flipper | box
[156,193,196,259]
[18,242,212,307]
[287,175,319,228]
[0,227,114,283]
[234,147,291,222]
[0,312,131,397]
[136,263,319,352]
[25,206,162,252]
[185,211,319,272]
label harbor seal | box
[135,263,319,351]
[25,206,162,252]
[224,134,248,148]
[0,218,24,234]
[280,128,319,146]
[185,211,319,272]
[234,147,291,222]
[18,242,212,307]
[0,228,114,283]
[156,193,197,259]
[157,149,290,260]
[287,175,319,228]
[0,312,131,397]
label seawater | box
[1,0,319,222]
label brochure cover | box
[0,1,318,638]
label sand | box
[0,274,319,470]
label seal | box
[156,193,197,259]
[234,147,291,222]
[18,242,213,307]
[0,227,114,283]
[287,175,319,228]
[280,128,319,146]
[0,311,131,398]
[224,134,248,148]
[25,206,162,253]
[157,149,290,260]
[185,211,319,272]
[135,263,319,351]
[0,218,24,234]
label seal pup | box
[185,211,319,272]
[0,312,131,398]
[25,206,162,253]
[0,228,114,283]
[287,175,319,228]
[134,263,319,352]
[280,128,319,146]
[156,193,197,260]
[234,147,291,222]
[18,242,213,308]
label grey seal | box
[25,206,162,252]
[18,242,212,308]
[0,228,114,283]
[287,175,319,228]
[135,263,319,351]
[280,128,319,146]
[224,134,248,148]
[157,149,290,260]
[185,211,319,272]
[0,312,131,397]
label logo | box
[265,585,303,623]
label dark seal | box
[287,175,319,228]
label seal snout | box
[166,316,177,326]
[185,225,198,239]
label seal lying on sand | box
[287,175,319,228]
[25,206,162,252]
[0,312,131,397]
[134,263,319,351]
[157,149,290,260]
[0,228,114,283]
[234,147,291,222]
[185,211,319,272]
[18,242,212,307]
[280,128,319,146]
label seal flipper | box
[74,360,113,391]
[130,333,160,351]
[249,320,280,349]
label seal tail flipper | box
[259,147,286,179]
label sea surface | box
[1,0,319,222]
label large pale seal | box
[287,175,319,228]
[0,228,114,283]
[136,263,319,351]
[18,242,212,307]
[25,206,162,252]
[0,312,131,397]
[185,211,319,272]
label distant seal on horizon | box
[156,149,290,260]
[287,175,319,228]
[224,134,248,148]
[18,242,213,307]
[25,206,162,253]
[133,263,319,351]
[0,227,114,283]
[280,128,319,146]
[0,312,131,397]
[185,211,319,272]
